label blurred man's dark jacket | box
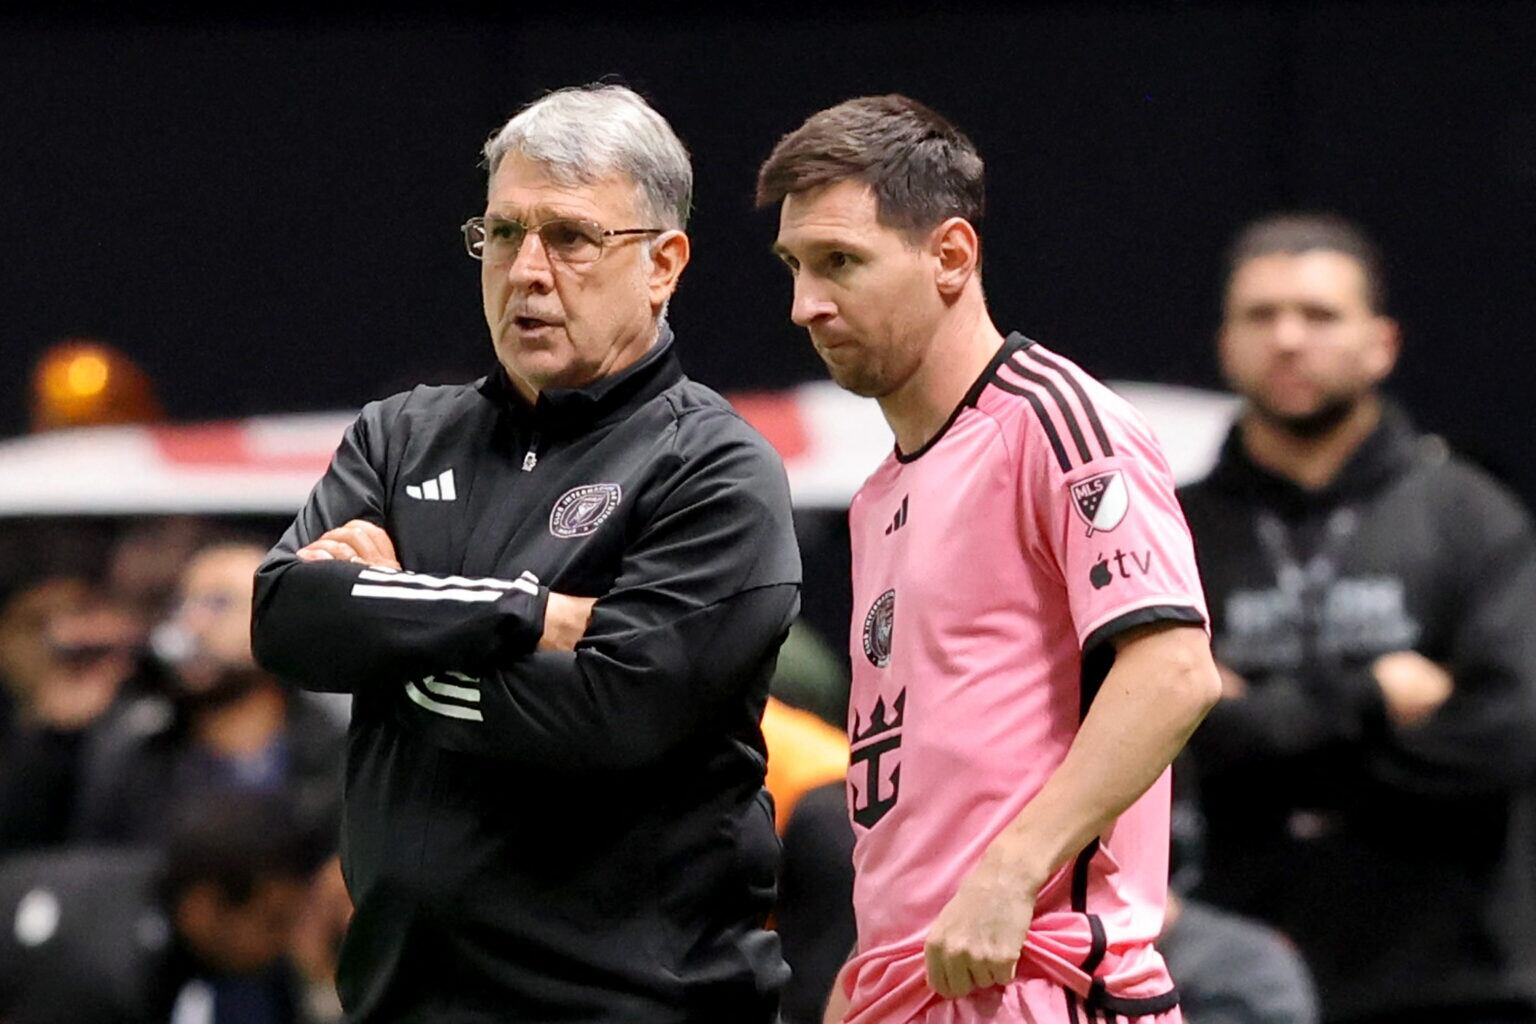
[1180,402,1536,1021]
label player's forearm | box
[402,584,799,767]
[251,558,547,692]
[983,624,1220,891]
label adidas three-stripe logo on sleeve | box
[349,567,540,603]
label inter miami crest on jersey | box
[862,589,895,668]
[549,483,623,539]
[849,688,905,828]
[1070,470,1129,536]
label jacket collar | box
[478,322,683,431]
[1203,396,1421,514]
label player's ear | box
[646,230,690,311]
[1364,314,1401,384]
[931,217,979,298]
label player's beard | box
[816,337,905,399]
[1249,389,1364,439]
[823,357,889,398]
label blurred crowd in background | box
[0,510,865,1024]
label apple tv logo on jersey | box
[1090,550,1153,589]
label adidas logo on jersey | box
[883,495,909,535]
[405,469,457,501]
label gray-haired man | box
[252,84,802,1023]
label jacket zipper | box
[522,431,541,472]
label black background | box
[4,4,1534,505]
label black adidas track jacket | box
[251,329,801,1024]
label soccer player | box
[757,95,1222,1024]
[252,85,801,1022]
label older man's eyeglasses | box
[461,215,665,266]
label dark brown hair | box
[1227,212,1388,313]
[755,94,985,235]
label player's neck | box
[880,306,1006,457]
[1239,394,1381,491]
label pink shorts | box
[913,977,1184,1024]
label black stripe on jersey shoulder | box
[1018,346,1116,459]
[1081,605,1206,662]
[895,332,1033,463]
[991,375,1073,473]
[1004,356,1095,466]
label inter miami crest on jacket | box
[548,483,622,539]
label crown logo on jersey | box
[852,688,905,745]
[850,687,906,828]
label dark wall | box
[4,5,1534,500]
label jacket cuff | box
[496,584,550,655]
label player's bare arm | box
[294,518,595,653]
[923,622,1220,1000]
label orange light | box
[32,339,163,431]
[64,353,110,397]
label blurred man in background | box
[1181,213,1536,1023]
[72,541,343,852]
[0,792,316,1024]
[0,524,138,854]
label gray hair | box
[483,84,692,230]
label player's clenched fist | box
[296,519,402,570]
[923,859,1035,999]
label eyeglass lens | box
[473,217,605,263]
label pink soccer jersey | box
[840,334,1208,1024]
